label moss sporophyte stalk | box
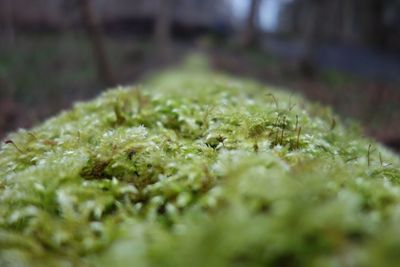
[0,59,400,267]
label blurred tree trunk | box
[240,0,262,47]
[80,0,115,86]
[298,0,323,78]
[342,0,355,42]
[366,0,386,48]
[155,0,174,63]
[1,0,15,48]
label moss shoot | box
[1,59,400,267]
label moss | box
[0,58,399,267]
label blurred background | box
[0,0,399,151]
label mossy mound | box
[1,60,400,267]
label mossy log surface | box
[1,61,400,267]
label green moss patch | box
[1,60,399,267]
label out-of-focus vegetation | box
[1,60,400,266]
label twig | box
[367,144,372,167]
[330,118,336,130]
[266,93,279,109]
[4,140,24,154]
[288,93,296,111]
[296,127,302,149]
[27,132,38,140]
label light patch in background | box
[230,0,251,23]
[230,0,293,32]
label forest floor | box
[0,33,399,151]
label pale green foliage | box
[0,59,400,267]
